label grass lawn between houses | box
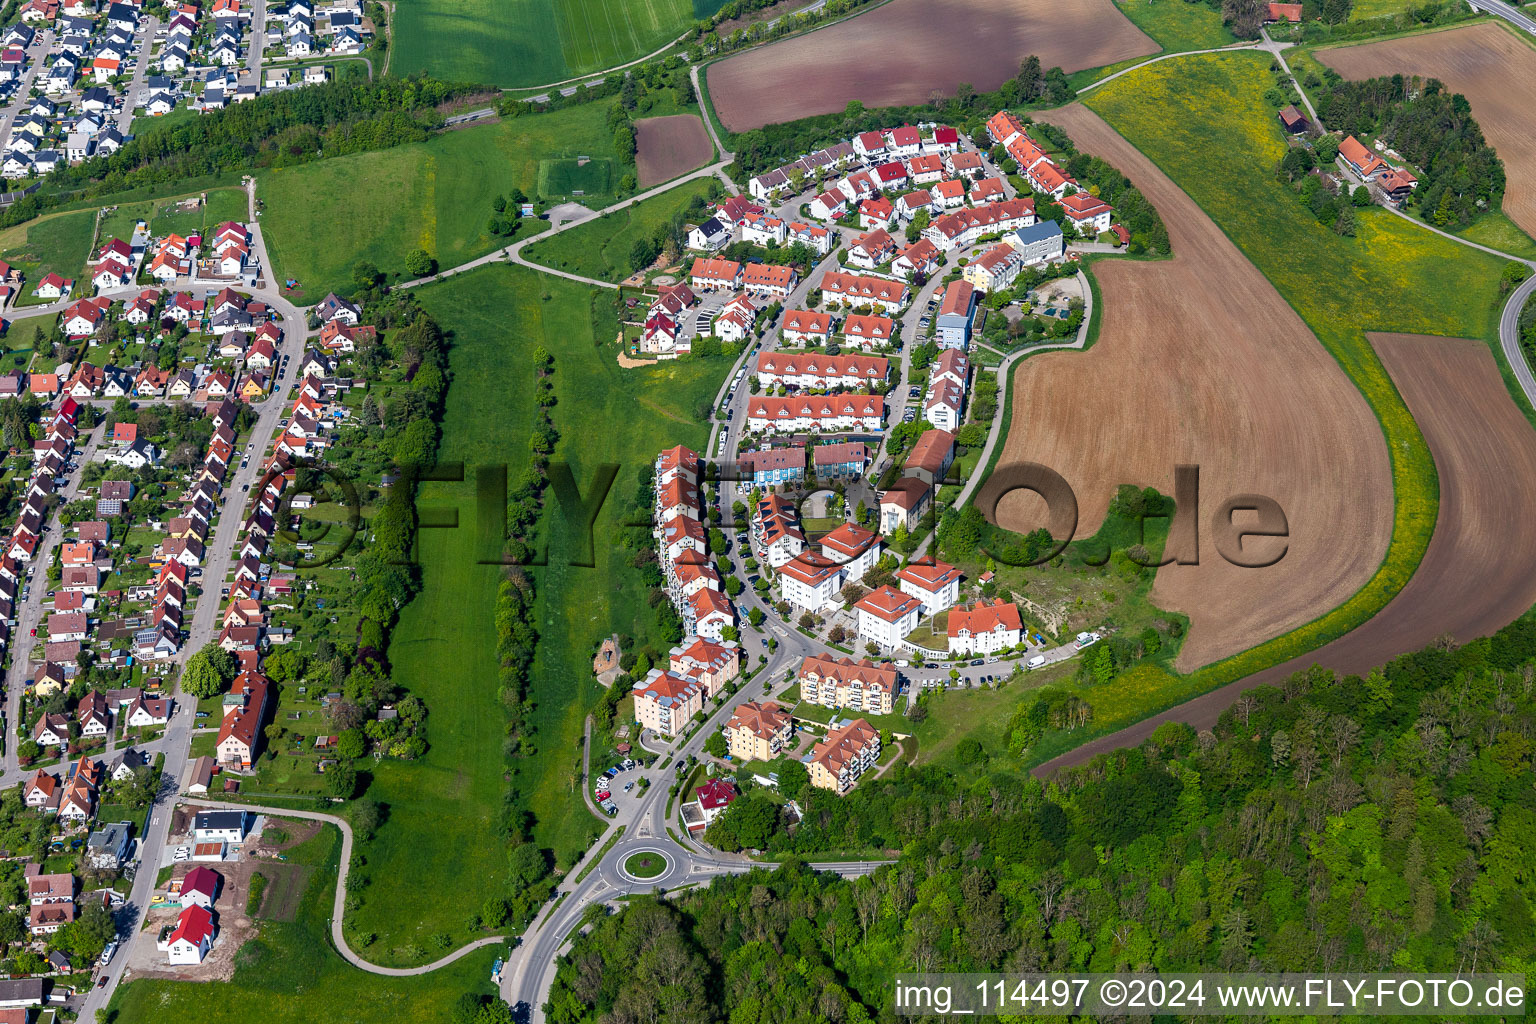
[992,50,1513,766]
[522,161,715,283]
[96,186,249,250]
[107,825,501,1024]
[256,101,637,298]
[340,263,733,965]
[0,209,96,305]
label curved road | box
[181,799,508,975]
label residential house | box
[798,654,897,715]
[854,585,922,648]
[1006,219,1065,264]
[745,393,883,434]
[818,521,881,581]
[631,669,704,737]
[934,280,975,349]
[904,427,957,487]
[878,477,930,533]
[1059,192,1114,235]
[896,556,962,616]
[948,598,1023,655]
[807,717,880,794]
[724,701,792,762]
[161,905,214,964]
[778,551,845,611]
[962,243,1025,293]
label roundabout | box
[618,848,672,883]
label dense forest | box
[1314,73,1505,227]
[546,615,1536,1023]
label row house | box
[778,308,833,346]
[754,351,887,391]
[841,313,895,350]
[818,271,909,314]
[923,197,1037,252]
[745,394,884,434]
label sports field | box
[523,177,714,282]
[392,0,726,88]
[108,827,500,1023]
[258,102,620,297]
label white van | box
[1027,655,1046,669]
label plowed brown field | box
[705,0,1158,132]
[1033,333,1536,776]
[1316,23,1536,237]
[995,104,1392,671]
[634,114,715,187]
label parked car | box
[1027,654,1047,669]
[623,782,635,792]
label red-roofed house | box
[854,585,922,647]
[1059,192,1114,235]
[162,904,215,963]
[948,599,1023,655]
[689,257,742,291]
[1339,135,1387,179]
[897,556,962,615]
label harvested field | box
[706,0,1158,131]
[1035,334,1536,774]
[634,114,714,186]
[995,103,1391,671]
[1316,22,1536,238]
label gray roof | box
[193,809,248,831]
[88,820,131,849]
[1011,219,1064,244]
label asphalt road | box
[72,200,313,1020]
[1467,0,1536,33]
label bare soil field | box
[634,114,714,187]
[995,103,1391,671]
[1316,22,1536,237]
[1034,333,1536,774]
[706,0,1158,131]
